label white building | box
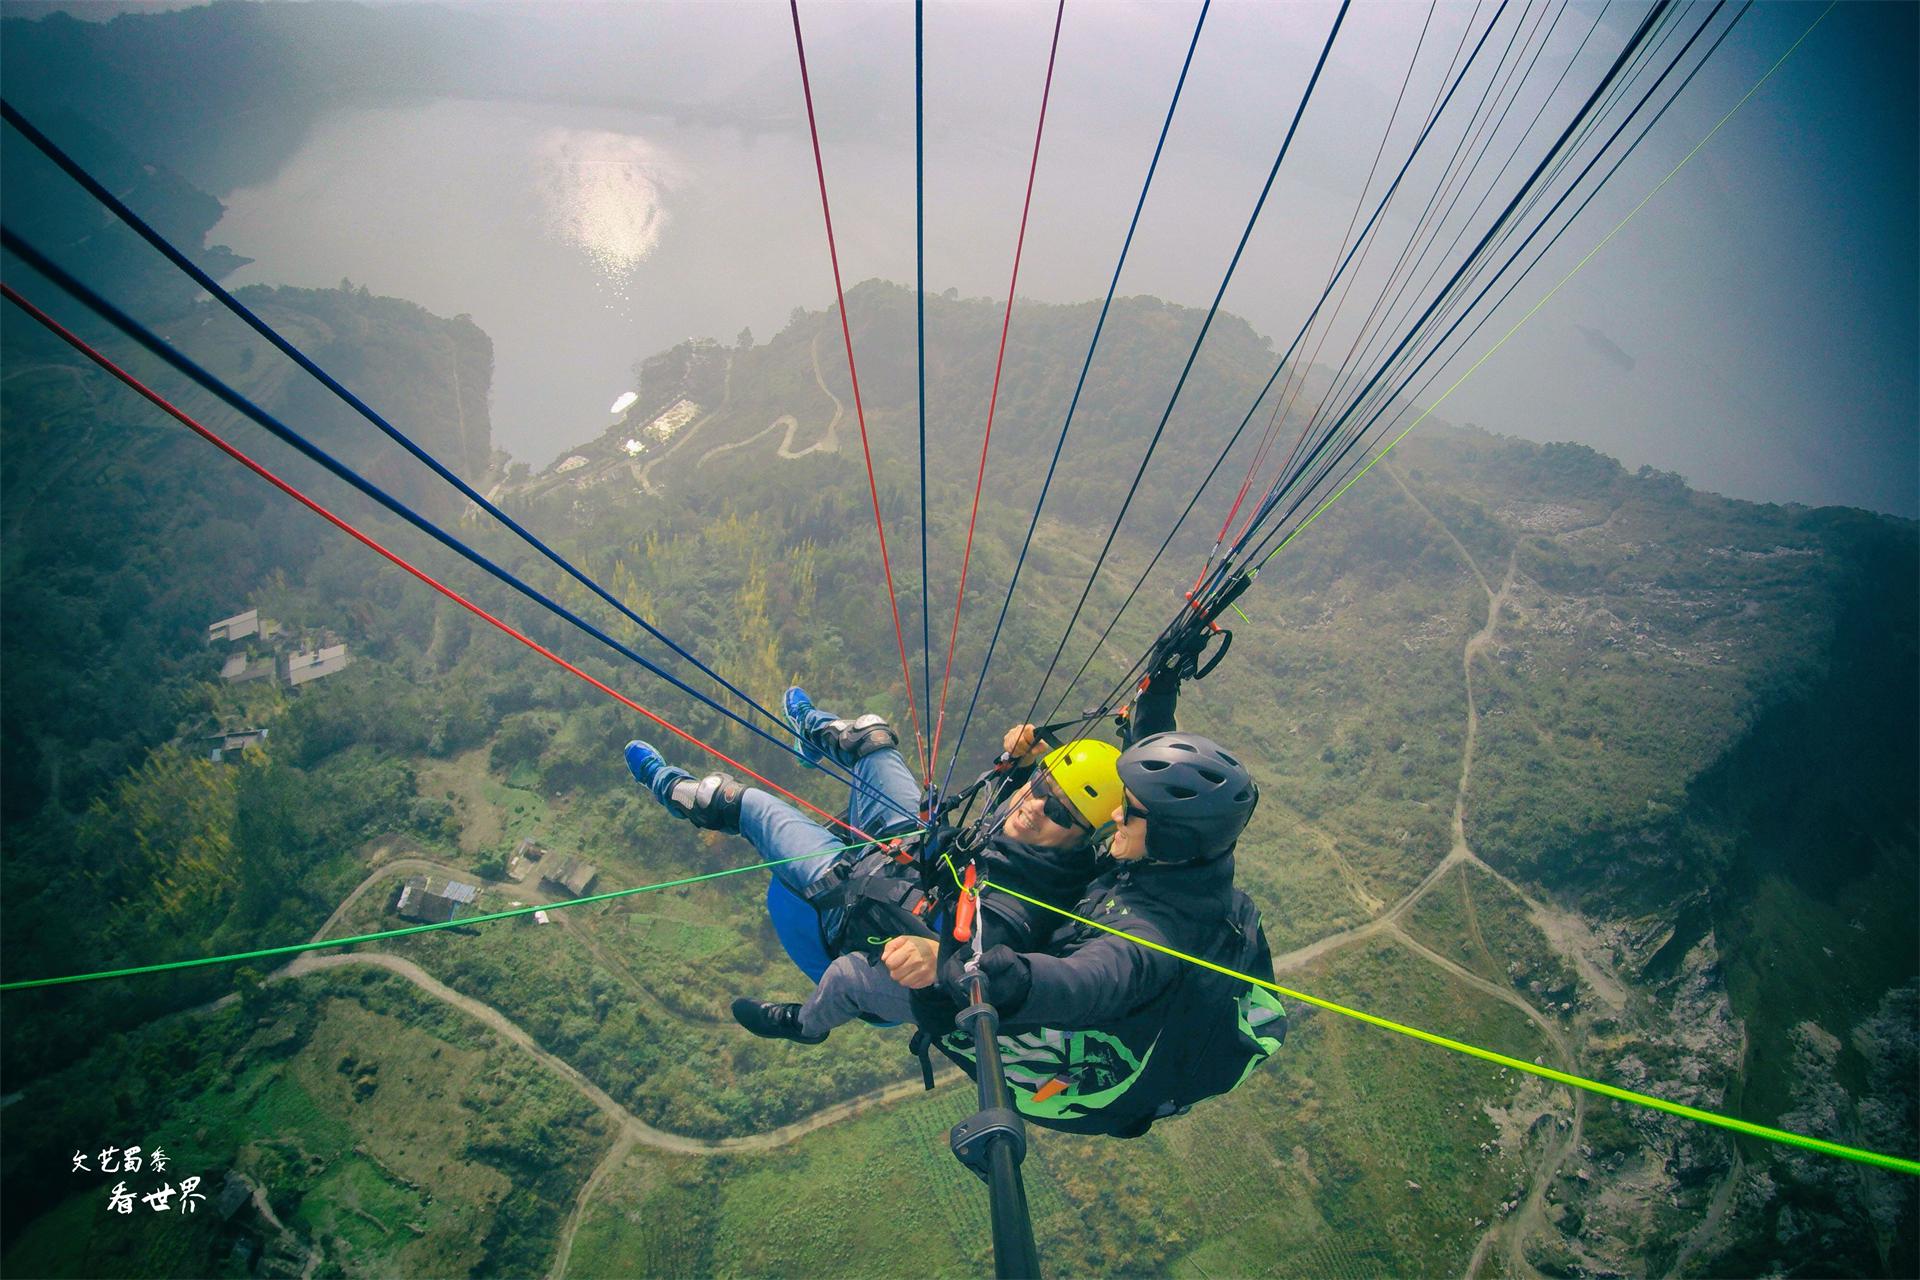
[207,609,259,643]
[288,644,350,687]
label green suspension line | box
[0,836,914,992]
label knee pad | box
[685,773,745,833]
[823,713,898,763]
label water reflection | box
[537,129,681,301]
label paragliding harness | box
[795,744,1039,967]
[920,885,1287,1138]
[801,829,944,960]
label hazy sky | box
[727,0,1920,519]
[13,0,1916,517]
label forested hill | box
[0,277,492,827]
[1,278,1913,1277]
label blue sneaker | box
[784,688,899,771]
[625,739,671,788]
[784,686,823,769]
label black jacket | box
[971,812,1100,952]
[909,842,1242,1133]
[1010,849,1235,1030]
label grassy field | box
[551,930,1557,1279]
[417,747,552,857]
[1403,865,1580,1009]
[1,975,613,1279]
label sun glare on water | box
[538,129,680,302]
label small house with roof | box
[395,876,466,924]
[219,652,277,684]
[288,643,351,687]
[205,727,269,763]
[540,857,599,898]
[207,609,259,644]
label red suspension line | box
[789,0,930,783]
[1,282,880,846]
[929,0,1065,776]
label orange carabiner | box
[952,863,980,943]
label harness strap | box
[909,1029,937,1090]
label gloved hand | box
[1146,624,1208,686]
[937,944,1033,1020]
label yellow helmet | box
[1039,738,1124,833]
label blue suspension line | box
[1228,0,1724,583]
[1016,0,1352,734]
[1221,0,1682,576]
[0,99,831,779]
[1,231,921,826]
[916,0,932,785]
[936,0,1211,798]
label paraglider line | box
[984,882,1920,1176]
[1209,0,1445,573]
[1195,0,1675,600]
[0,233,920,830]
[916,0,932,789]
[790,0,930,781]
[929,0,1065,780]
[0,99,822,781]
[1037,0,1501,726]
[1243,0,1789,578]
[0,839,908,992]
[1234,2,1691,568]
[937,0,1209,796]
[1021,0,1351,729]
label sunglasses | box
[1121,797,1150,825]
[1030,773,1093,834]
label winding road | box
[1266,465,1638,1279]
[239,855,962,1273]
[697,331,844,467]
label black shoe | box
[730,997,828,1044]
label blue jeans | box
[641,707,922,933]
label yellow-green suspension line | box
[985,880,1917,1177]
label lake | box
[212,95,1351,469]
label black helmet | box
[1116,733,1259,864]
